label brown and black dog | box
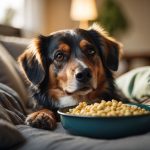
[18,25,127,130]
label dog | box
[18,24,128,130]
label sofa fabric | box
[0,83,26,124]
[0,35,30,60]
[14,124,150,150]
[0,120,25,150]
[0,43,29,105]
[0,83,26,149]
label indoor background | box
[0,0,150,75]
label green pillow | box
[116,67,150,104]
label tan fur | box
[58,43,70,53]
[79,39,91,49]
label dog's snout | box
[75,68,92,82]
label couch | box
[0,35,150,150]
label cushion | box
[0,120,25,150]
[0,35,30,60]
[0,84,26,149]
[0,83,26,125]
[0,43,29,105]
[116,66,150,104]
[16,123,150,150]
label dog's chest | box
[58,96,78,108]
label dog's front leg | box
[25,109,57,130]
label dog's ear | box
[18,35,49,85]
[88,24,123,71]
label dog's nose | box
[75,68,92,83]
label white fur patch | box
[65,81,78,93]
[76,59,87,68]
[58,96,78,108]
[69,30,76,36]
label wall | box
[23,0,150,54]
[116,0,150,54]
[43,0,78,35]
[45,0,150,53]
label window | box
[0,0,24,28]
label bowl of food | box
[58,100,150,139]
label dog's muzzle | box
[64,68,93,95]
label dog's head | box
[18,25,122,104]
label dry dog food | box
[67,100,150,117]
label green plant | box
[95,0,128,37]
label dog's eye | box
[87,49,96,56]
[54,51,64,61]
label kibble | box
[67,100,150,117]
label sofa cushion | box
[0,83,26,149]
[15,124,150,150]
[0,83,26,124]
[0,120,25,150]
[0,35,30,60]
[0,43,29,105]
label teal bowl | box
[58,103,150,139]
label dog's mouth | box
[65,86,93,95]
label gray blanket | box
[0,83,26,149]
[0,83,26,124]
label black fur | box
[19,28,128,112]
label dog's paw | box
[25,109,57,130]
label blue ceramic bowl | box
[58,103,150,139]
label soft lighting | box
[70,0,97,29]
